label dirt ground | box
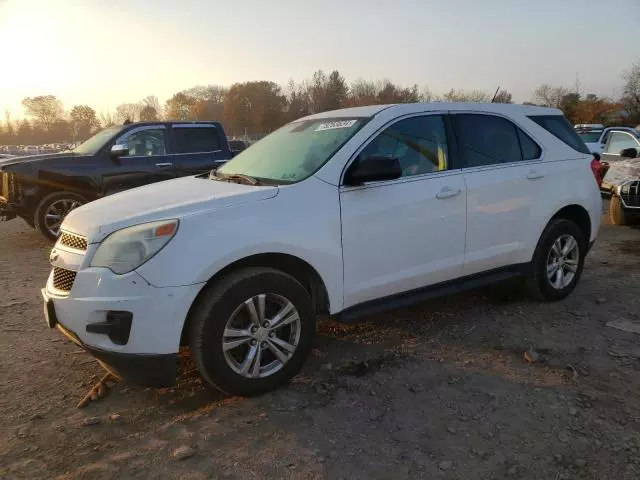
[2,203,640,480]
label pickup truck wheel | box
[525,219,586,302]
[34,192,86,241]
[609,196,632,226]
[189,267,316,397]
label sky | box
[1,0,638,118]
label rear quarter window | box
[528,115,590,155]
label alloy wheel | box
[546,234,580,289]
[222,294,301,378]
[44,199,83,238]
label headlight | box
[90,220,179,274]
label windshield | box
[577,130,602,143]
[72,125,123,155]
[217,118,368,183]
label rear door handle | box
[436,186,461,199]
[155,162,173,167]
[527,170,544,180]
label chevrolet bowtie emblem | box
[49,250,59,263]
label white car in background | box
[23,146,40,156]
[43,103,603,396]
[574,123,604,130]
[577,127,640,154]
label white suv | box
[43,103,603,396]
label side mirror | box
[344,156,402,186]
[620,147,639,159]
[110,144,129,159]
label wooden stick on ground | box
[77,372,119,408]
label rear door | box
[601,131,640,163]
[453,113,546,275]
[101,125,177,196]
[169,124,228,176]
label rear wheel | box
[189,268,316,397]
[525,219,586,302]
[609,196,632,226]
[34,192,86,241]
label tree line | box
[2,62,639,146]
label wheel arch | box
[180,252,331,346]
[548,204,592,244]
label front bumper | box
[53,313,178,387]
[43,267,205,387]
[0,199,16,221]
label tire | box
[609,196,631,226]
[525,218,586,302]
[34,192,86,242]
[189,267,316,397]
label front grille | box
[59,232,88,251]
[52,267,77,293]
[620,181,640,208]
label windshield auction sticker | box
[315,120,358,132]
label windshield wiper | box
[209,170,259,185]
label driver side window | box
[119,128,166,157]
[358,115,448,178]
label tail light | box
[590,157,605,187]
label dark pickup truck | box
[0,121,233,240]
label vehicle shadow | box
[154,281,524,413]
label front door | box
[452,113,546,275]
[340,114,467,308]
[101,125,177,195]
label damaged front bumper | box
[0,199,16,221]
[1,171,22,221]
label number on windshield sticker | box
[314,120,358,132]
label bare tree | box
[115,103,142,123]
[493,89,513,104]
[139,105,159,121]
[348,79,378,106]
[70,105,99,141]
[139,95,163,119]
[534,84,569,108]
[420,86,434,102]
[4,109,14,137]
[21,95,64,131]
[622,61,640,120]
[442,89,491,102]
[99,110,117,128]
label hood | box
[0,152,76,169]
[62,175,279,242]
[602,157,640,188]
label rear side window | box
[528,115,590,154]
[518,129,542,160]
[454,114,540,167]
[173,126,220,154]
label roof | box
[121,120,223,128]
[301,102,561,121]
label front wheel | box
[189,268,316,397]
[34,192,86,241]
[525,219,586,302]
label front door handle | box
[527,170,544,180]
[155,162,173,167]
[436,186,462,199]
